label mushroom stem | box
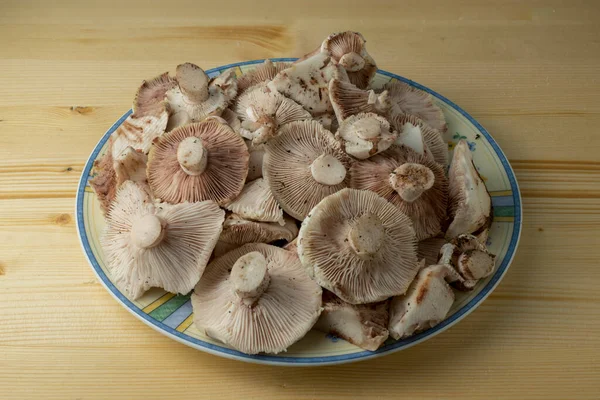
[348,213,385,258]
[339,52,366,72]
[176,63,209,103]
[310,154,347,186]
[177,136,208,176]
[352,116,383,140]
[231,251,270,304]
[389,163,435,202]
[131,214,165,249]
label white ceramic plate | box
[76,59,522,366]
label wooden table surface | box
[1,1,599,399]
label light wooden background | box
[1,0,599,399]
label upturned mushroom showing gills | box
[133,72,177,118]
[263,120,352,220]
[388,263,461,339]
[165,63,234,123]
[236,59,291,95]
[235,83,311,145]
[388,112,448,167]
[329,79,391,122]
[446,139,492,239]
[268,51,348,116]
[350,146,448,240]
[315,290,390,351]
[102,181,224,300]
[147,118,249,205]
[320,31,378,89]
[224,178,284,225]
[383,80,447,133]
[298,188,418,304]
[192,244,322,354]
[336,113,397,159]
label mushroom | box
[166,110,191,132]
[314,290,389,351]
[283,238,298,254]
[336,113,397,159]
[192,243,322,354]
[235,83,311,145]
[165,63,233,123]
[350,145,449,240]
[388,262,461,339]
[111,110,169,158]
[236,59,292,95]
[224,178,284,225]
[263,120,352,220]
[147,119,249,205]
[210,69,238,103]
[314,113,337,132]
[438,234,496,288]
[388,112,448,166]
[113,146,147,186]
[268,52,348,116]
[320,31,378,89]
[220,108,242,133]
[329,78,391,122]
[133,72,177,118]
[213,214,298,257]
[417,237,448,266]
[102,181,224,300]
[245,140,265,182]
[297,188,418,304]
[446,139,492,239]
[383,80,447,132]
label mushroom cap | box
[165,63,230,122]
[450,234,496,280]
[268,52,348,116]
[210,69,238,103]
[314,113,336,132]
[417,237,448,266]
[283,237,298,254]
[329,79,391,122]
[235,83,311,145]
[383,80,447,132]
[336,112,397,159]
[166,110,192,132]
[245,140,265,182]
[102,181,224,300]
[349,146,449,240]
[388,112,449,166]
[220,108,242,133]
[389,263,460,339]
[114,146,148,186]
[237,59,292,95]
[446,140,492,239]
[214,214,298,257]
[192,243,322,354]
[320,31,378,89]
[298,188,418,304]
[111,110,169,157]
[133,72,177,118]
[224,178,284,225]
[314,290,389,351]
[147,119,249,205]
[263,120,352,220]
[89,146,117,214]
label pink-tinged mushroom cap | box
[102,181,224,300]
[147,119,249,205]
[329,79,391,122]
[350,146,448,240]
[192,243,322,354]
[133,72,177,118]
[263,120,352,221]
[298,188,418,304]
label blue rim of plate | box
[76,58,522,366]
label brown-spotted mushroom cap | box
[336,112,397,159]
[383,80,447,133]
[237,59,292,95]
[133,72,177,118]
[214,214,298,257]
[388,112,448,166]
[268,52,348,116]
[224,178,284,225]
[147,119,249,205]
[320,31,378,89]
[235,83,311,145]
[446,139,492,239]
[350,146,448,240]
[263,120,352,220]
[192,243,322,354]
[165,63,231,122]
[314,290,389,351]
[298,188,418,304]
[102,181,224,300]
[388,262,461,339]
[111,111,169,158]
[329,79,391,122]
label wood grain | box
[1,0,599,399]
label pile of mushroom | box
[92,31,496,355]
